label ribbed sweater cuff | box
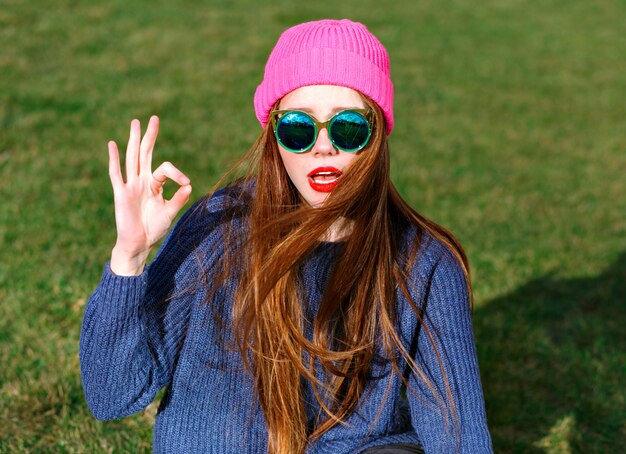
[94,262,148,320]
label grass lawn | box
[1,0,624,452]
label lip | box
[307,166,342,178]
[307,166,343,193]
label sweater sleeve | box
[406,245,493,453]
[79,195,227,420]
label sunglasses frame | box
[270,108,373,153]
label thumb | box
[165,184,192,219]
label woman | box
[80,19,493,453]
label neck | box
[320,217,353,242]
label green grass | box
[1,0,624,451]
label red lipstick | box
[307,166,343,193]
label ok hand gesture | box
[108,116,192,276]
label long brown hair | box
[201,95,473,453]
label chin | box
[304,192,330,208]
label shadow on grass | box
[475,251,625,453]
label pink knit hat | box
[254,19,394,135]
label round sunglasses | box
[270,109,372,153]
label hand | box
[108,116,192,275]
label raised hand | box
[108,116,192,276]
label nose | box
[312,127,338,156]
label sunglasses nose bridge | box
[311,117,331,134]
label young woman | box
[80,19,493,453]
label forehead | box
[278,85,366,116]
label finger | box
[108,141,124,187]
[139,115,159,175]
[125,119,141,179]
[165,184,192,219]
[151,161,191,194]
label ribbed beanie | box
[254,19,394,135]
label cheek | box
[277,147,302,182]
[344,153,358,167]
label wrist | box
[110,244,151,276]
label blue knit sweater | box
[80,187,493,453]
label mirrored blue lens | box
[329,111,370,152]
[276,112,316,152]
